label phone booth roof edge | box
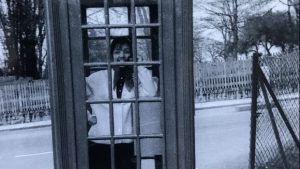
[81,0,158,7]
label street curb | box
[195,99,251,110]
[196,96,299,111]
[0,120,52,132]
[236,104,251,112]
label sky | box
[193,0,288,41]
[192,0,290,61]
[0,0,292,68]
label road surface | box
[0,127,54,169]
[0,104,251,169]
[195,105,251,169]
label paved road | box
[0,104,251,169]
[195,105,251,169]
[0,127,54,169]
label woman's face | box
[112,43,132,62]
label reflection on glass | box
[135,7,150,24]
[137,39,152,61]
[111,28,130,37]
[88,29,106,38]
[137,28,151,36]
[136,28,159,61]
[109,7,129,25]
[135,6,158,24]
[87,8,105,25]
[88,39,108,62]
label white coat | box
[86,66,157,144]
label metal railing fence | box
[194,51,299,103]
[0,80,50,125]
[194,59,252,102]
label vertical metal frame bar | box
[173,0,195,168]
[81,7,89,63]
[131,1,142,169]
[69,0,89,167]
[249,53,259,169]
[81,6,92,135]
[103,1,116,169]
[161,0,177,168]
[157,0,166,169]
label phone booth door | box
[45,0,194,169]
[81,1,163,169]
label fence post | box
[249,52,260,169]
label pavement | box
[0,120,52,132]
[0,99,252,169]
[0,96,297,169]
[0,126,54,169]
[195,98,251,110]
[195,102,251,169]
[195,93,299,111]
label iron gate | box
[250,52,300,169]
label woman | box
[86,37,157,169]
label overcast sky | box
[0,0,291,68]
[193,0,289,41]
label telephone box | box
[45,0,194,169]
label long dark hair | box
[111,37,134,94]
[110,37,132,60]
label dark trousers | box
[89,142,136,169]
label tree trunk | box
[24,39,39,79]
[0,0,45,79]
[232,0,238,60]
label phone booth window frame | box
[45,0,194,169]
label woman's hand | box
[87,113,97,126]
[138,66,158,97]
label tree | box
[0,0,45,79]
[280,0,300,24]
[206,40,225,62]
[193,25,204,63]
[196,0,274,60]
[239,11,298,55]
[279,0,300,47]
[200,0,240,60]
